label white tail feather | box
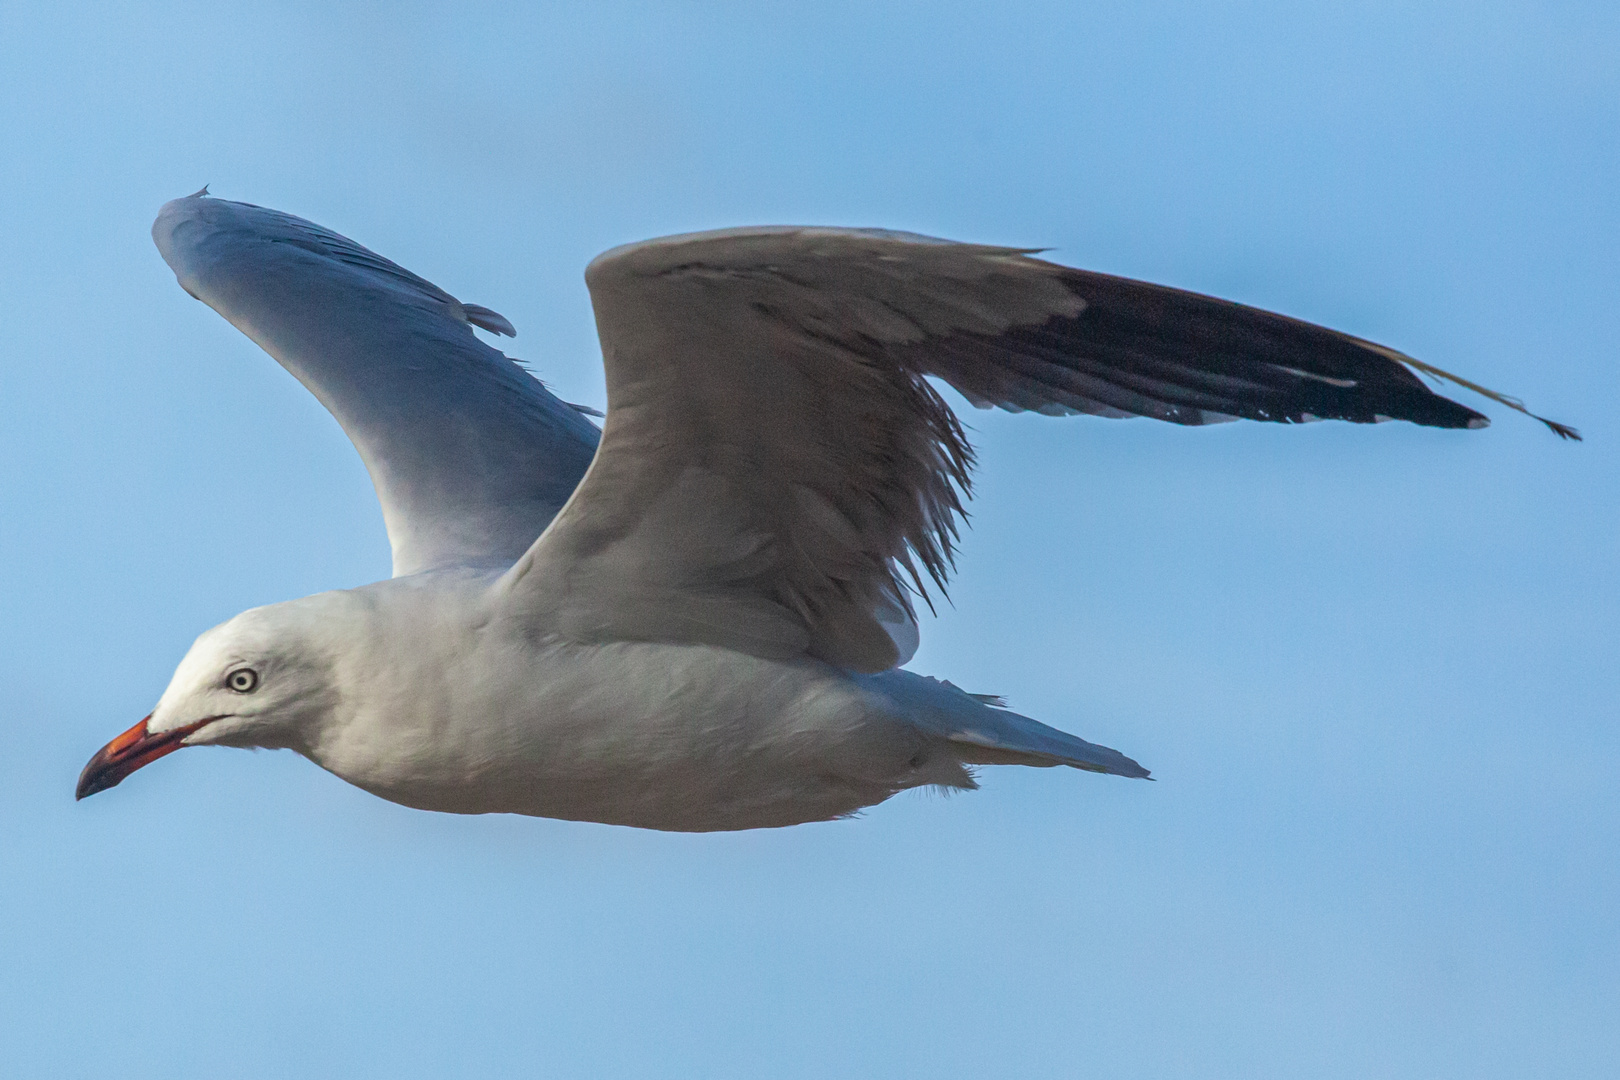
[886,673,1151,779]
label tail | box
[880,672,1151,780]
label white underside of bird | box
[77,190,1562,831]
[169,568,1141,831]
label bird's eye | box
[226,668,259,694]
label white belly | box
[307,637,968,831]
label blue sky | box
[0,2,1614,1076]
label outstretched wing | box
[501,226,1512,674]
[152,192,601,576]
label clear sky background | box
[0,3,1614,1077]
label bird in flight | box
[76,191,1576,831]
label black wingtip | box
[982,269,1578,438]
[1393,354,1580,442]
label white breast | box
[300,577,957,830]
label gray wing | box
[500,226,1513,674]
[152,192,601,576]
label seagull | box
[75,191,1576,831]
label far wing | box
[152,192,601,576]
[503,226,1553,673]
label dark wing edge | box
[1392,353,1582,441]
[920,265,1578,439]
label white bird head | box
[77,595,353,799]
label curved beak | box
[76,715,209,800]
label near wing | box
[152,192,601,576]
[503,226,1515,674]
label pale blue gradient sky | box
[0,3,1615,1077]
